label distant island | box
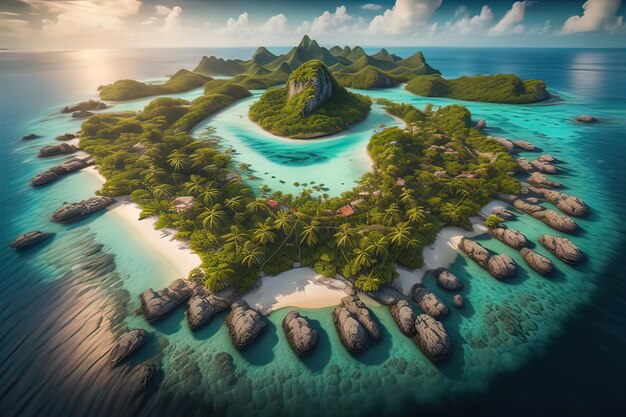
[249,60,371,138]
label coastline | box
[83,166,202,280]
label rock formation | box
[31,156,95,186]
[491,206,515,220]
[533,188,588,217]
[133,363,160,393]
[520,248,555,275]
[225,301,267,350]
[10,231,51,249]
[55,133,76,141]
[62,100,108,113]
[341,296,382,341]
[512,198,578,233]
[71,110,94,119]
[489,227,528,249]
[512,140,536,151]
[530,159,558,174]
[187,285,231,330]
[490,136,514,151]
[38,143,79,157]
[516,157,533,172]
[333,305,369,354]
[140,279,193,323]
[366,285,407,306]
[21,133,41,140]
[436,268,463,291]
[453,295,465,309]
[52,196,116,223]
[109,329,147,366]
[414,314,452,361]
[413,285,449,318]
[287,61,334,117]
[538,154,556,163]
[539,235,584,264]
[575,115,597,123]
[282,310,318,355]
[475,119,486,130]
[390,300,416,336]
[459,238,517,280]
[528,172,560,188]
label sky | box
[0,0,624,49]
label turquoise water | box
[1,48,625,417]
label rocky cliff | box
[287,60,336,117]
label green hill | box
[98,70,211,101]
[406,74,549,104]
[249,60,371,139]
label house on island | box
[172,196,194,212]
[337,204,356,217]
[396,178,406,187]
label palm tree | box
[258,185,272,198]
[151,183,174,200]
[245,198,268,216]
[353,247,374,269]
[252,220,277,246]
[383,203,402,226]
[198,182,220,206]
[367,236,389,260]
[224,196,243,212]
[400,187,415,206]
[200,203,225,231]
[167,150,188,172]
[334,223,355,261]
[406,205,425,225]
[184,175,206,196]
[223,225,249,253]
[273,210,294,235]
[241,242,264,268]
[300,220,320,247]
[389,222,412,247]
[142,166,166,183]
[208,265,236,291]
[441,203,462,224]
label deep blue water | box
[1,47,625,417]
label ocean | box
[1,47,625,417]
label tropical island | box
[248,60,371,138]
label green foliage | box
[98,70,212,101]
[406,74,549,104]
[484,215,504,228]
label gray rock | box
[414,314,452,361]
[109,329,147,366]
[516,157,533,172]
[530,159,558,174]
[52,196,115,223]
[512,140,536,151]
[491,206,515,220]
[62,100,108,114]
[489,227,528,249]
[288,63,334,117]
[486,254,518,280]
[341,296,382,341]
[333,306,369,354]
[528,172,561,188]
[32,156,95,186]
[55,133,76,141]
[71,110,93,119]
[282,310,318,355]
[436,269,463,291]
[21,133,41,140]
[141,279,193,323]
[490,136,514,151]
[475,119,486,130]
[512,198,578,233]
[520,248,555,275]
[575,115,597,123]
[390,300,416,336]
[38,143,79,157]
[538,154,556,163]
[10,231,51,249]
[539,235,584,264]
[187,286,231,330]
[537,189,588,217]
[133,363,160,393]
[366,285,406,306]
[413,286,449,318]
[225,301,267,350]
[453,295,465,309]
[459,238,490,268]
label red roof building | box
[266,199,279,209]
[337,205,356,217]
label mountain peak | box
[299,35,312,48]
[287,60,337,116]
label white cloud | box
[362,3,383,11]
[155,5,171,16]
[561,0,623,34]
[306,6,355,34]
[489,1,529,35]
[260,13,289,34]
[163,6,182,31]
[369,0,443,35]
[446,5,493,35]
[529,20,552,35]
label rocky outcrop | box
[21,133,41,141]
[490,136,514,151]
[575,115,597,123]
[133,363,160,393]
[520,248,555,275]
[341,296,382,341]
[489,227,528,249]
[413,285,449,318]
[52,196,115,223]
[528,172,560,188]
[366,285,406,306]
[140,279,193,323]
[453,295,465,309]
[539,235,584,265]
[31,156,95,186]
[512,140,536,151]
[71,110,94,119]
[10,231,51,249]
[225,301,267,350]
[282,310,318,356]
[517,157,533,172]
[530,159,558,174]
[62,100,108,114]
[287,61,334,117]
[55,133,76,141]
[187,285,231,330]
[436,269,463,291]
[512,198,578,233]
[414,314,452,362]
[491,206,515,220]
[109,329,147,366]
[38,143,79,157]
[538,154,556,163]
[534,189,588,217]
[475,119,486,130]
[459,238,517,280]
[390,300,416,336]
[333,305,369,354]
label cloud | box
[446,5,493,35]
[301,5,356,34]
[489,1,529,35]
[224,12,251,33]
[259,13,289,34]
[561,0,623,34]
[369,0,443,35]
[362,3,383,11]
[163,6,183,31]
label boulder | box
[21,133,41,141]
[475,119,486,130]
[109,329,147,366]
[71,110,93,119]
[140,279,193,323]
[453,295,465,309]
[62,100,108,113]
[490,136,514,151]
[516,157,533,172]
[133,363,160,393]
[531,209,578,233]
[520,248,555,275]
[459,238,490,268]
[528,172,560,188]
[414,314,452,362]
[512,140,536,151]
[575,115,597,123]
[282,310,318,356]
[390,300,416,336]
[52,196,116,223]
[436,269,463,291]
[333,306,369,354]
[530,159,558,174]
[10,231,51,249]
[539,235,584,264]
[491,206,515,220]
[366,285,406,306]
[538,154,556,163]
[489,227,528,249]
[413,286,449,318]
[55,133,76,141]
[486,254,518,280]
[341,296,382,341]
[187,286,231,330]
[38,143,79,157]
[31,156,94,186]
[225,301,267,350]
[537,189,588,217]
